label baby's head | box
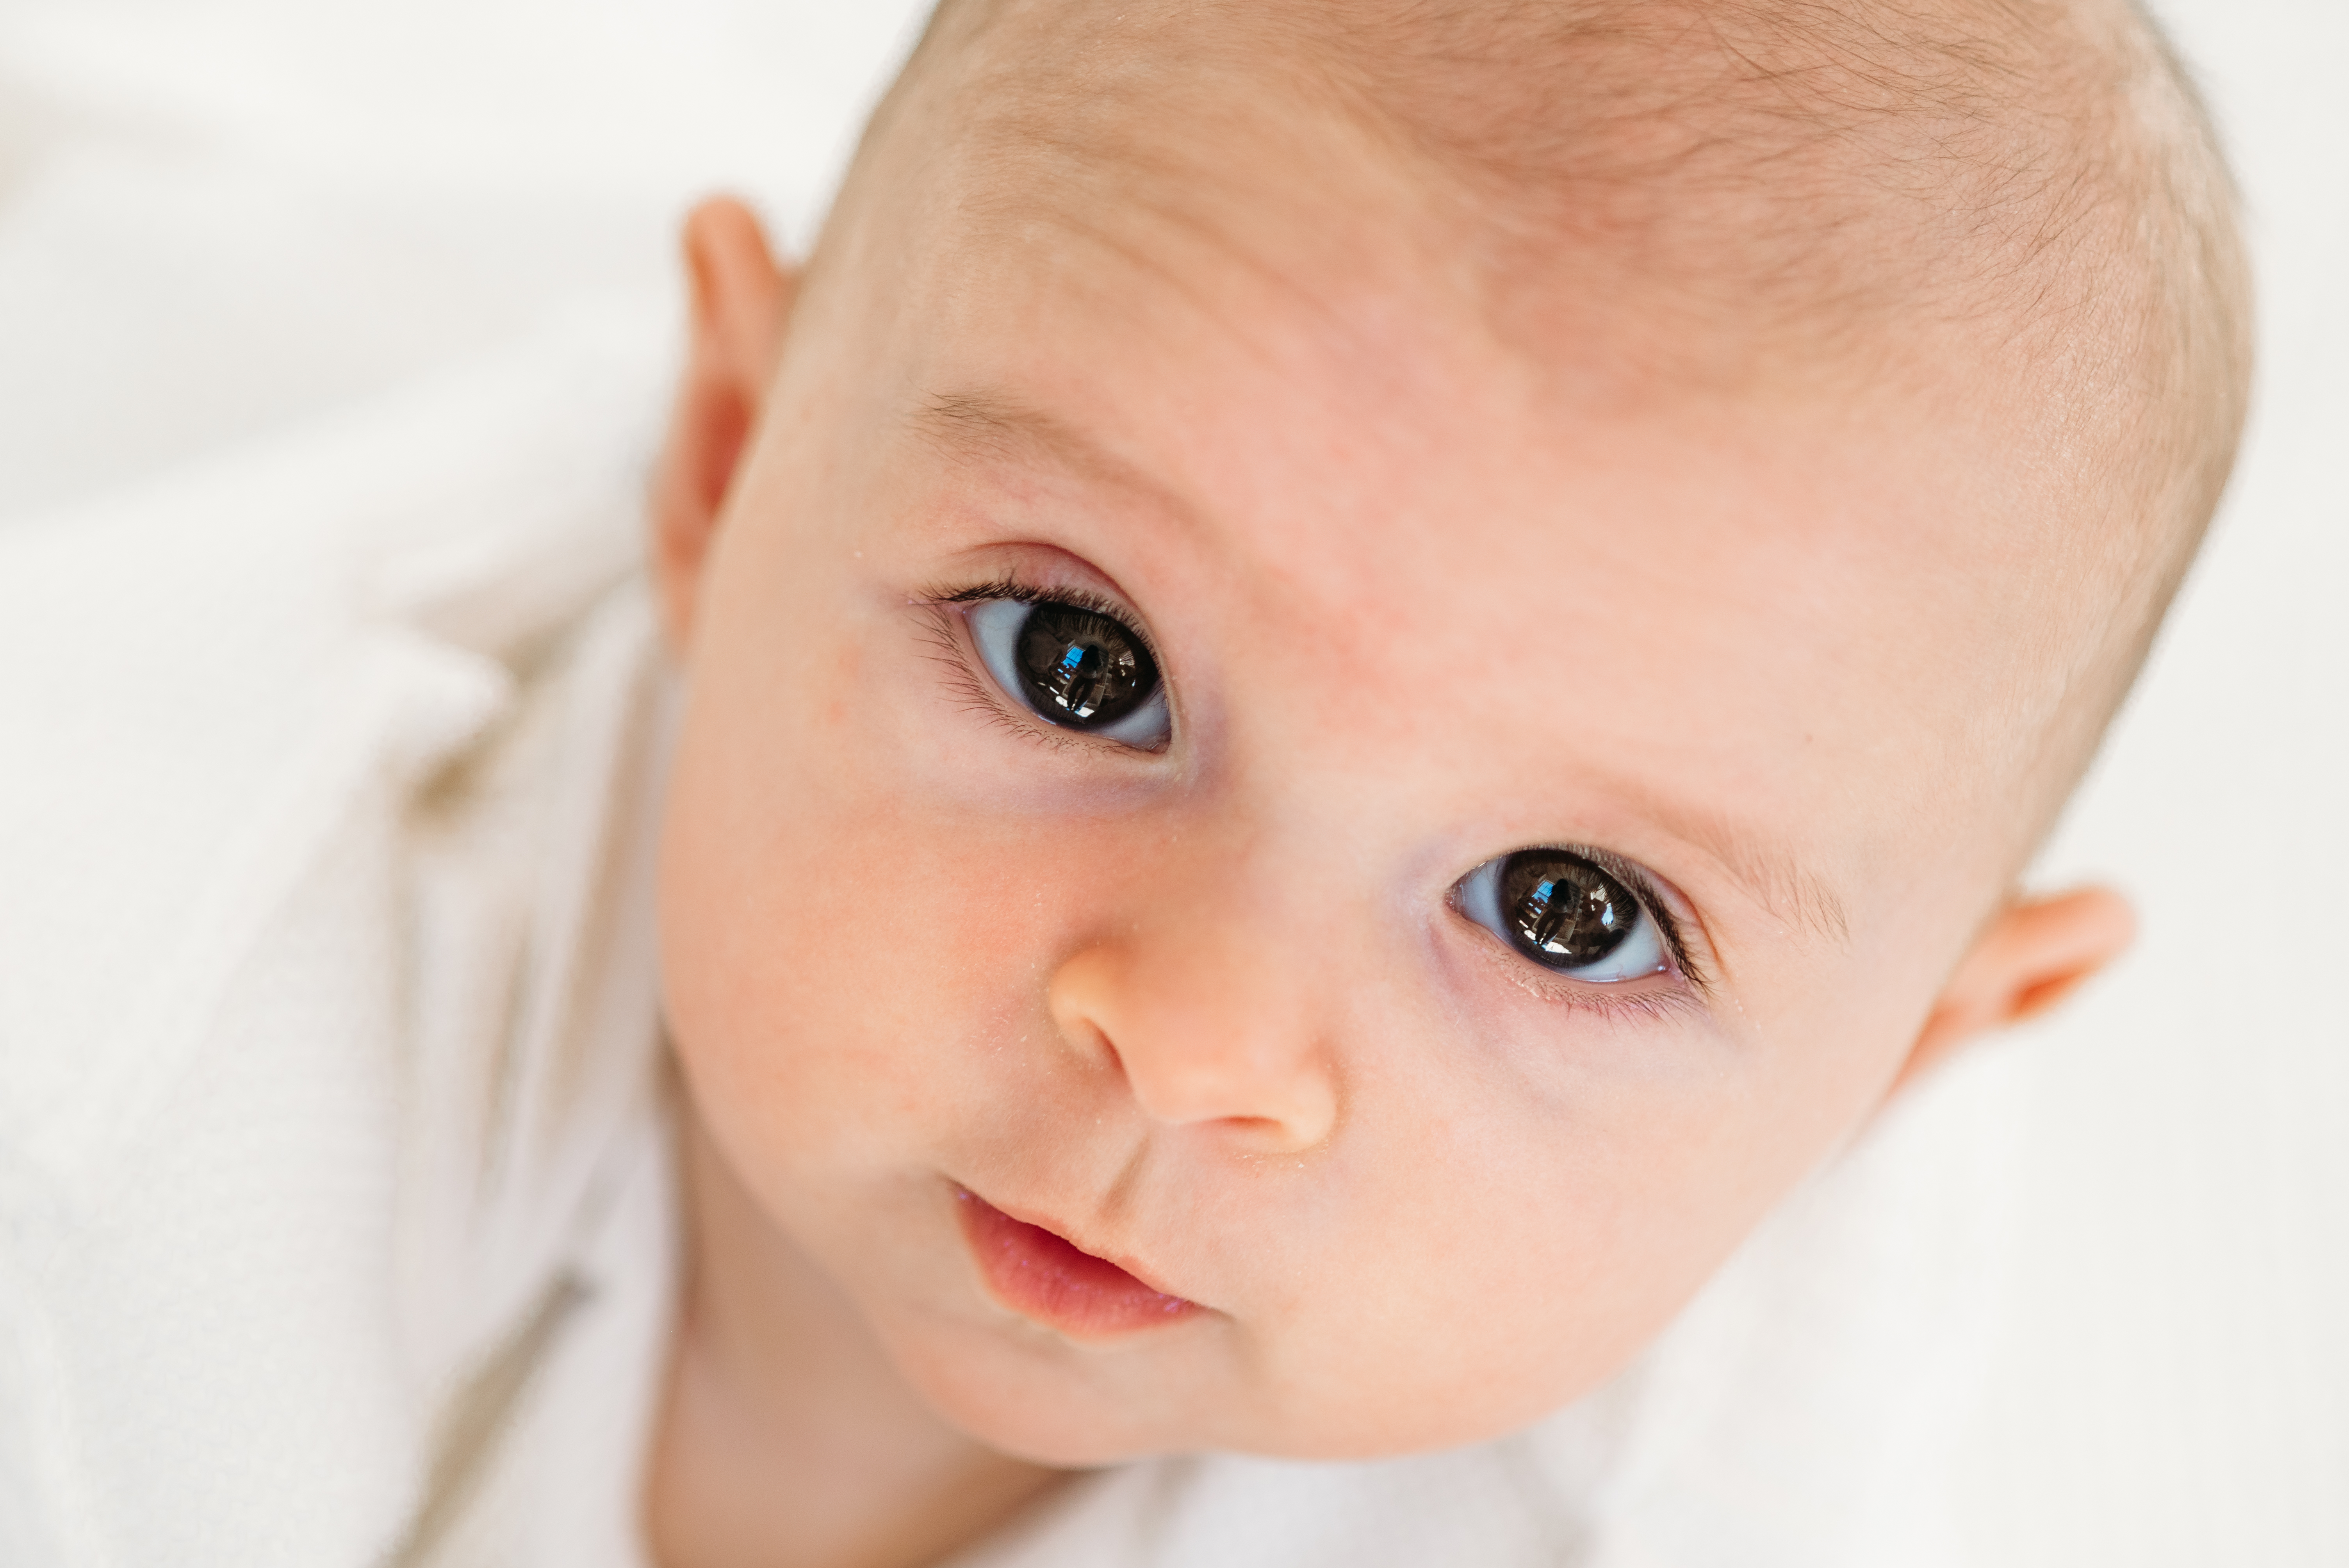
[647,0,2247,1464]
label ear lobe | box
[650,196,798,648]
[1890,885,2137,1095]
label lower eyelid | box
[1465,930,1703,1022]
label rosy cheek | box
[664,672,1075,1112]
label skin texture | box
[642,125,2136,1566]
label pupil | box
[1014,602,1158,727]
[1499,851,1637,968]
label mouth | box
[954,1186,1201,1339]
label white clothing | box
[0,312,2019,1568]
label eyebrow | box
[909,390,1149,495]
[1719,839,1851,950]
[911,391,1854,953]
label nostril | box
[1046,943,1338,1149]
[1083,1021,1126,1077]
[1053,1008,1123,1075]
[1046,947,1126,1069]
[1223,1112,1327,1156]
[1121,1053,1339,1152]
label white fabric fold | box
[0,308,681,1568]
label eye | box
[967,597,1172,747]
[1456,848,1670,983]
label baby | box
[633,0,2247,1561]
[0,0,2249,1565]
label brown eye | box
[1501,850,1638,965]
[1458,848,1668,980]
[968,597,1172,747]
[1015,602,1157,725]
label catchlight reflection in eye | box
[1457,848,1669,982]
[969,597,1172,747]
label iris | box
[1500,852,1637,967]
[967,596,1171,746]
[1456,848,1668,982]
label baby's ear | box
[651,196,797,648]
[1891,886,2137,1094]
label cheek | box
[1273,1077,1755,1447]
[656,616,1111,1198]
[651,535,1935,1459]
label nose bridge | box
[1049,810,1342,1152]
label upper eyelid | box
[930,574,1164,662]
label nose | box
[1048,907,1340,1157]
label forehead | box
[805,103,2048,948]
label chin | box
[903,1356,1186,1468]
[881,1318,1209,1465]
[884,1319,1568,1469]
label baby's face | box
[657,117,2058,1463]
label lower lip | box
[954,1188,1200,1339]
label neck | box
[645,1107,1071,1568]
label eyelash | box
[931,573,1155,643]
[914,573,1167,753]
[1455,843,1712,1016]
[1561,845,1704,989]
[1485,957,1709,1025]
[916,576,1715,1017]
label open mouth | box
[954,1187,1200,1339]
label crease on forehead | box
[905,387,1855,954]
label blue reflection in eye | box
[968,598,1173,748]
[1456,849,1668,981]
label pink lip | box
[954,1187,1199,1339]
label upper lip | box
[958,1183,1199,1304]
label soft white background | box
[0,2,2339,1562]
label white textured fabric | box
[0,302,2019,1565]
[0,314,682,1567]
